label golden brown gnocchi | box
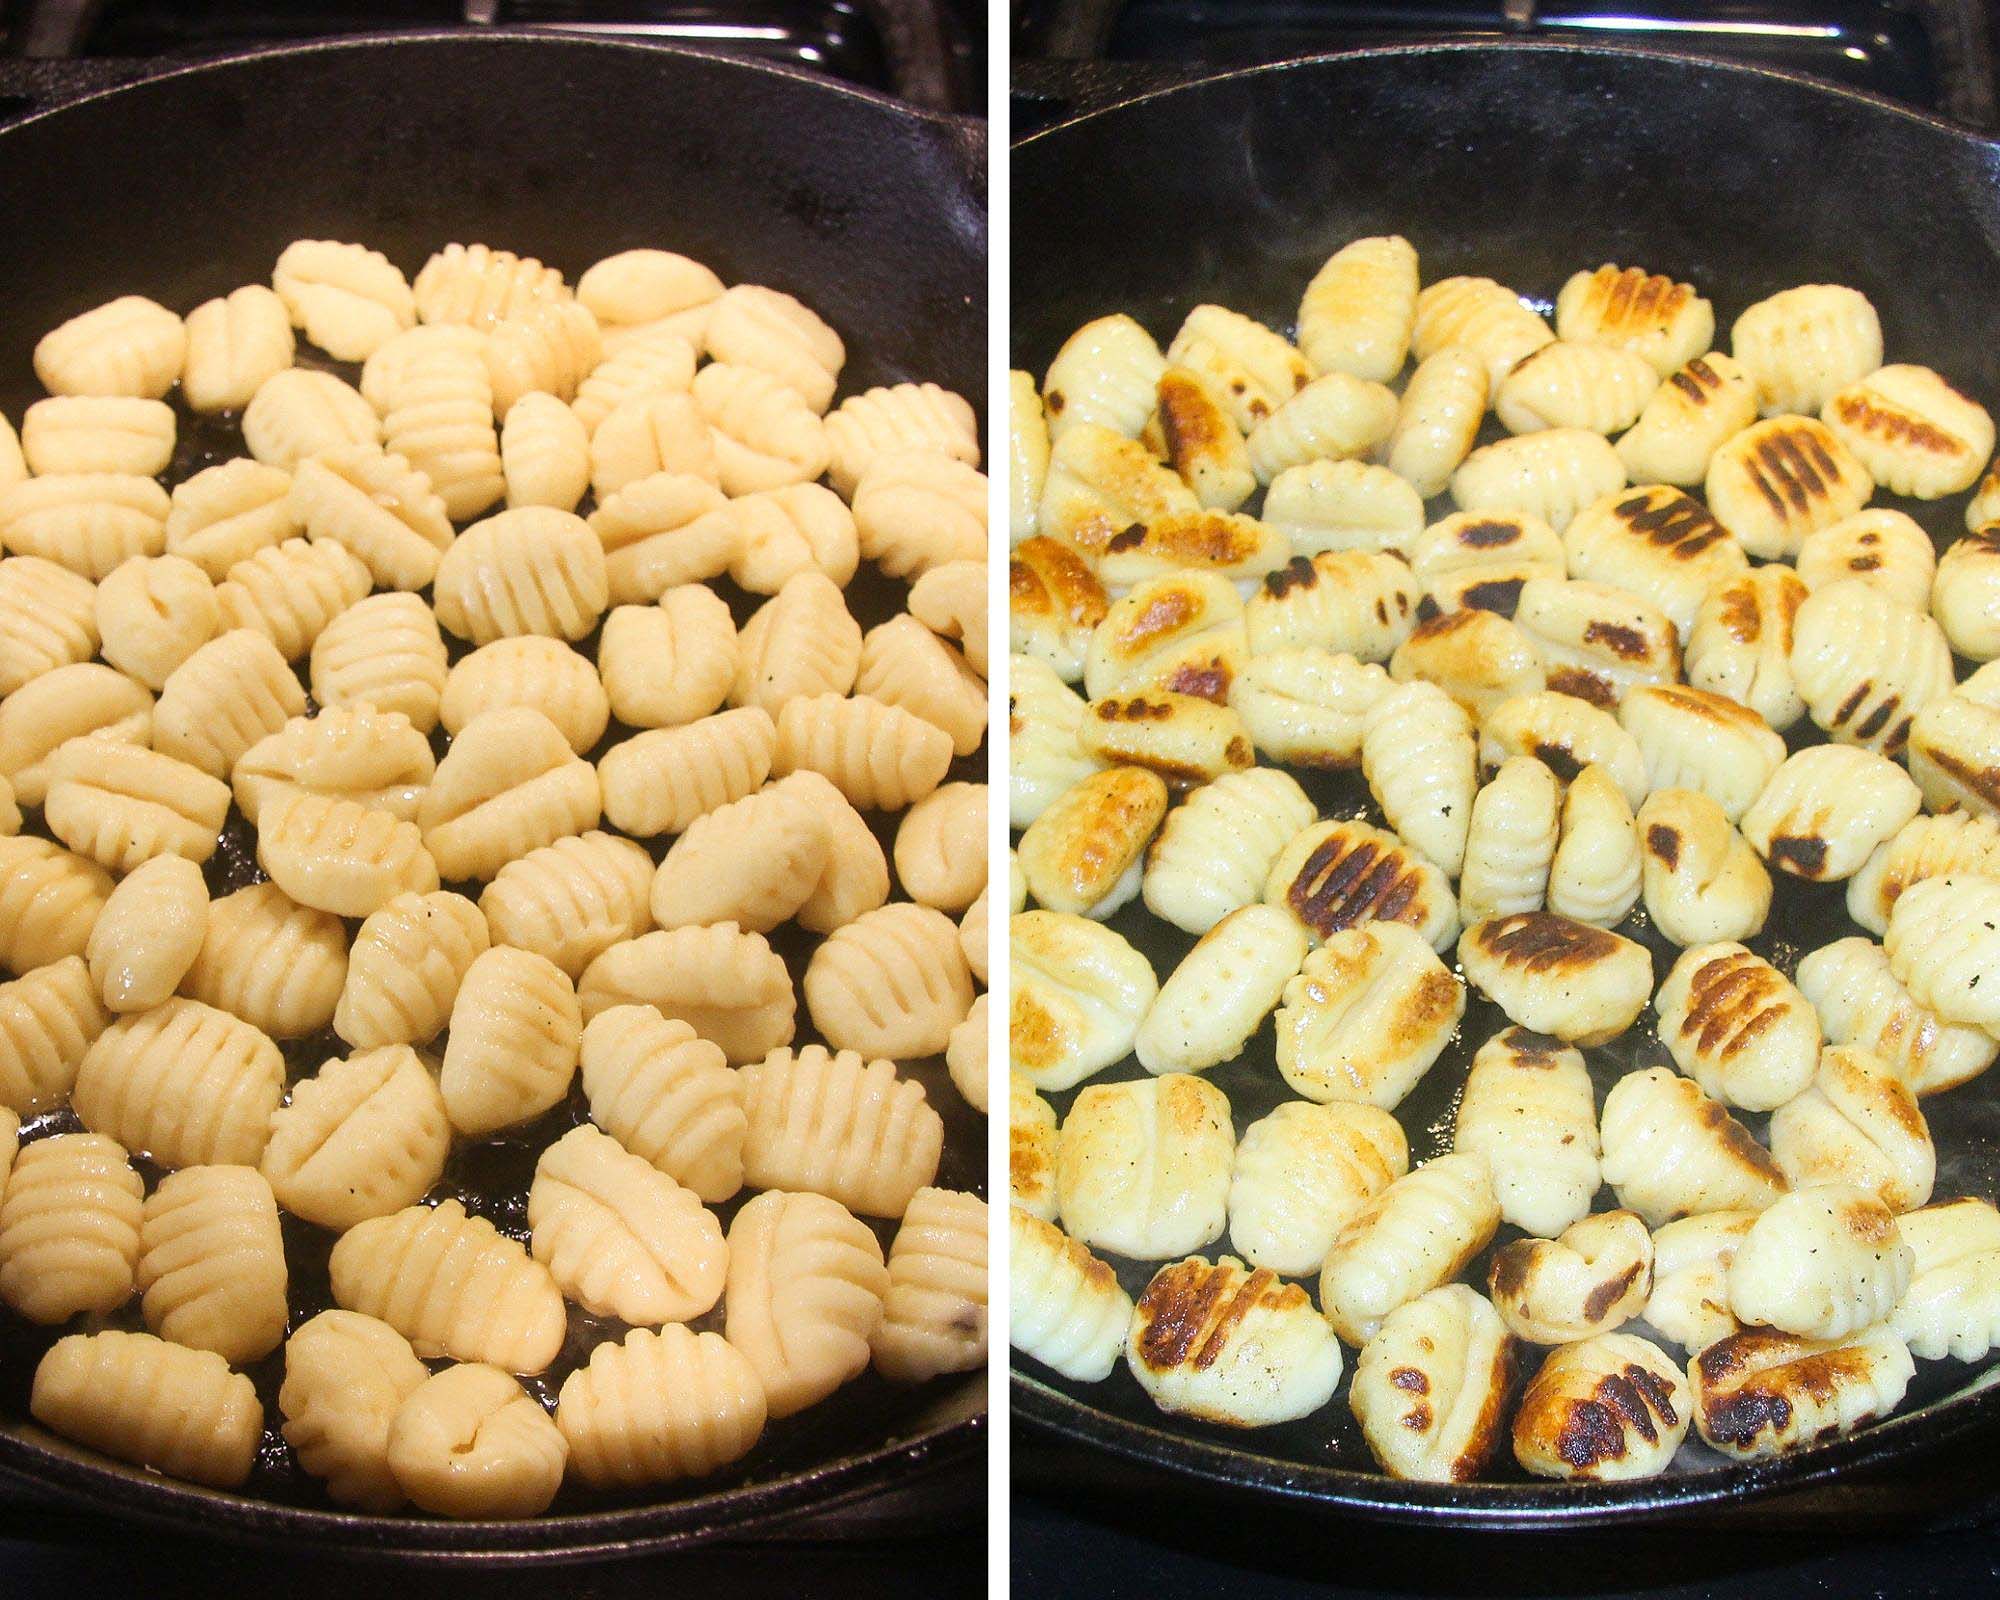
[1057,1072,1233,1261]
[1690,1324,1913,1460]
[1653,942,1820,1112]
[1125,1255,1343,1426]
[1511,1333,1690,1482]
[1272,922,1463,1108]
[1488,1210,1652,1345]
[1457,912,1652,1047]
[1349,1284,1514,1482]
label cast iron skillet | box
[1012,40,2000,1526]
[0,30,986,1562]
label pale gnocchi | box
[0,233,988,1517]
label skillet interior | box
[0,31,988,1560]
[1011,40,2000,1524]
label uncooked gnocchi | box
[0,236,987,1518]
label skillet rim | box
[0,28,987,1560]
[1009,34,2000,1524]
[0,1407,987,1561]
[1008,35,2000,151]
[1015,1365,2000,1526]
[0,24,985,141]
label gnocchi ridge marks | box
[1742,423,1847,519]
[1673,947,1794,1061]
[1132,1257,1299,1374]
[1553,1361,1681,1470]
[1692,1329,1874,1447]
[1466,912,1621,976]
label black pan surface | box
[0,30,986,1561]
[1011,40,2000,1526]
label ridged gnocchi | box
[137,1163,288,1365]
[1797,935,1997,1097]
[1009,910,1156,1093]
[580,1005,745,1204]
[1685,565,1807,730]
[1272,922,1463,1108]
[1454,1027,1599,1239]
[1451,429,1627,535]
[1557,265,1713,376]
[1790,578,1953,756]
[1058,1072,1233,1261]
[1614,351,1760,486]
[1227,1100,1407,1277]
[1767,1045,1933,1212]
[32,1329,260,1488]
[1705,416,1871,561]
[1691,1324,1913,1460]
[740,1044,942,1218]
[1653,942,1819,1112]
[1821,363,1993,499]
[1740,745,1922,883]
[262,1044,451,1230]
[1412,276,1552,388]
[1319,1153,1499,1345]
[528,1123,725,1325]
[558,1324,766,1492]
[329,1198,566,1373]
[724,1189,886,1417]
[1892,1199,2000,1361]
[1126,1255,1343,1426]
[1263,816,1459,953]
[1730,283,1882,417]
[1598,1067,1786,1227]
[1134,904,1306,1076]
[578,922,795,1065]
[1350,1284,1514,1482]
[1458,912,1652,1047]
[1412,509,1566,616]
[872,1186,989,1382]
[1511,1333,1690,1481]
[279,1310,429,1510]
[1009,1205,1133,1382]
[0,1131,141,1322]
[1638,787,1774,949]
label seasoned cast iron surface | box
[0,31,986,1553]
[1011,42,2000,1519]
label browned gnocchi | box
[1011,241,2000,1499]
